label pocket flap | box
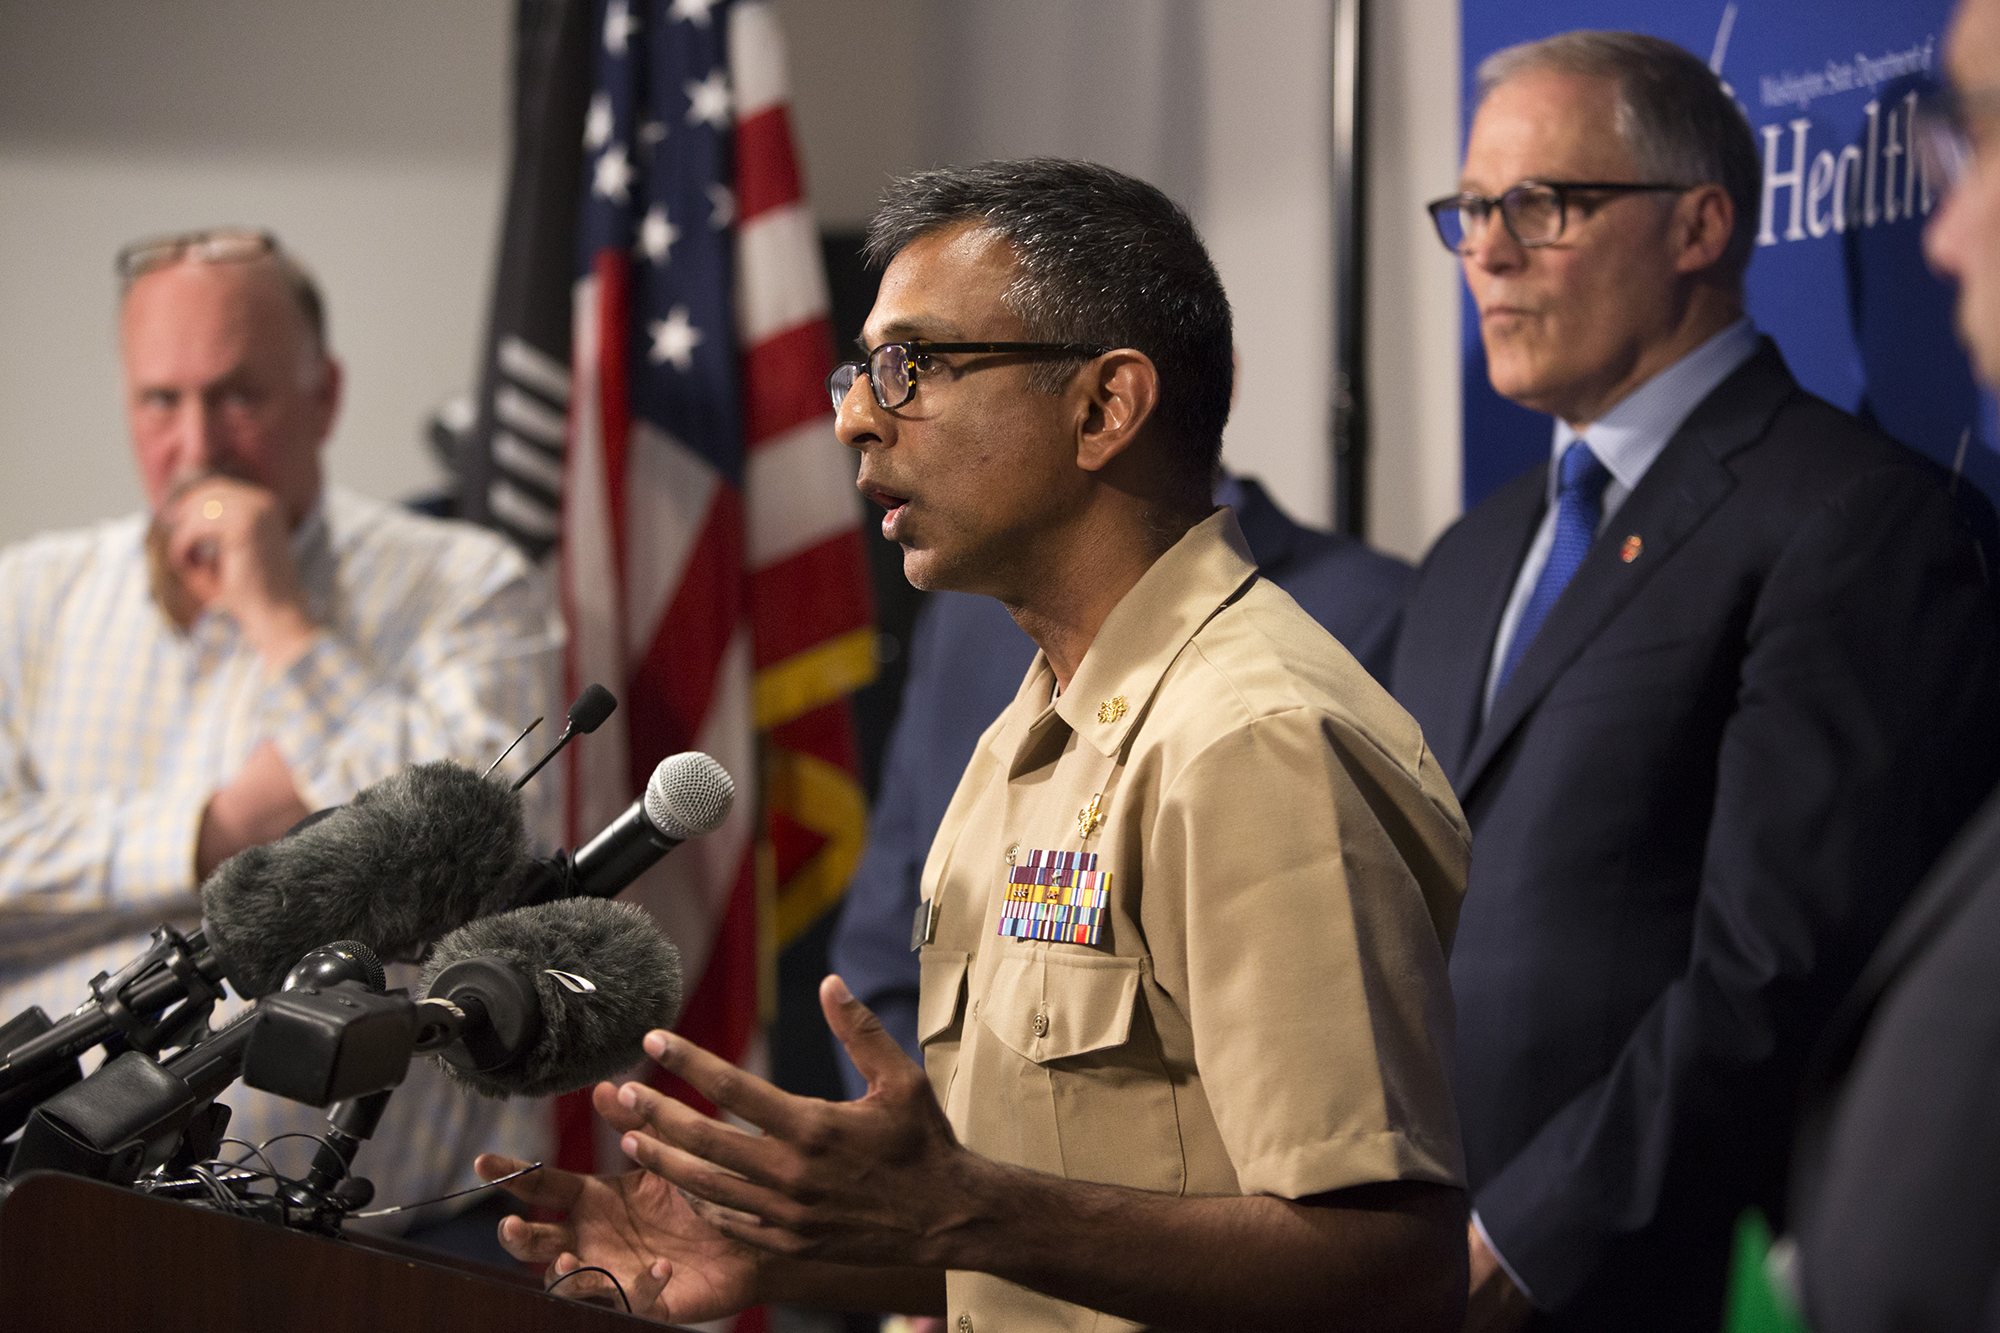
[980,949,1142,1063]
[916,949,971,1045]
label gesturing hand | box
[474,1082,763,1324]
[612,974,984,1270]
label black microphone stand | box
[294,1089,395,1213]
[0,923,228,1139]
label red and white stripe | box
[557,0,866,1212]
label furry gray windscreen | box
[420,898,684,1099]
[200,761,531,998]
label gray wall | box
[0,0,1462,557]
[0,0,512,541]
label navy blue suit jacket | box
[829,476,1411,1093]
[1392,342,2000,1329]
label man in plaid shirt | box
[0,229,561,1244]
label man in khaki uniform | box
[479,159,1472,1332]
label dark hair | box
[1479,31,1762,280]
[864,159,1233,504]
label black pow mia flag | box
[449,0,594,561]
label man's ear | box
[1075,349,1160,473]
[311,356,344,451]
[1671,184,1735,275]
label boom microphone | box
[512,683,618,791]
[519,751,736,905]
[0,764,530,1105]
[3,747,723,1103]
[201,761,533,999]
[246,898,684,1104]
[421,897,684,1097]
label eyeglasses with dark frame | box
[827,340,1111,412]
[1426,181,1693,254]
[115,228,279,291]
[1913,83,2000,197]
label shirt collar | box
[1006,507,1258,759]
[1550,316,1760,498]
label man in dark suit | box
[830,472,1411,1090]
[1788,0,2000,1325]
[1392,30,2000,1332]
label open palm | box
[475,1088,762,1323]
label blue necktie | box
[1493,440,1611,699]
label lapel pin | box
[1096,696,1127,724]
[1620,534,1643,563]
[1078,793,1105,839]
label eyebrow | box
[860,317,965,351]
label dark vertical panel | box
[1332,0,1369,536]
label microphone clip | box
[87,923,225,1058]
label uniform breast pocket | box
[978,948,1185,1195]
[917,950,972,1105]
[917,950,972,1047]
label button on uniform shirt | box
[916,509,1469,1332]
[0,485,562,1225]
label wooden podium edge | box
[0,1170,689,1331]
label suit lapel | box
[1429,472,1546,784]
[1457,342,1794,798]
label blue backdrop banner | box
[1456,2,1998,509]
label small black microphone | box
[0,923,225,1123]
[512,683,618,791]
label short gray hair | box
[1478,30,1761,280]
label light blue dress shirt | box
[1482,318,1762,717]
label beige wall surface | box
[1365,0,1465,559]
[0,0,514,544]
[0,0,1462,555]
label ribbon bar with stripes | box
[1000,848,1112,946]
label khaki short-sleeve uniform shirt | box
[915,510,1470,1333]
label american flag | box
[557,0,876,1270]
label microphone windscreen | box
[420,898,684,1099]
[643,752,735,842]
[201,761,531,998]
[567,683,617,735]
